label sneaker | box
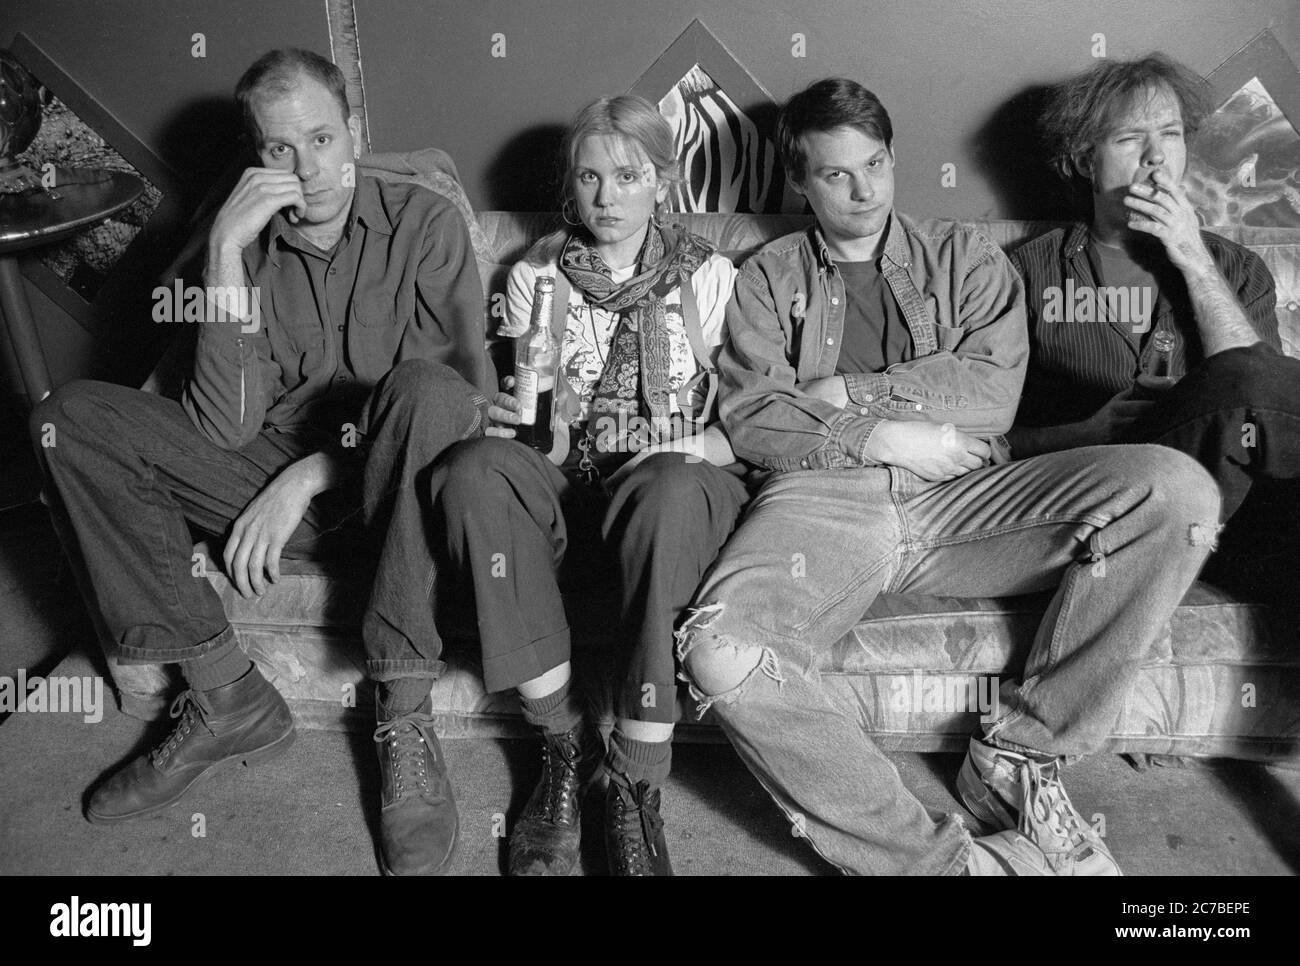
[374,698,458,876]
[507,720,602,876]
[86,665,295,823]
[605,775,673,876]
[957,736,1121,876]
[966,830,1056,875]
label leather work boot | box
[507,720,603,875]
[86,665,295,823]
[605,774,672,876]
[374,697,458,876]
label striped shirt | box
[1009,223,1280,427]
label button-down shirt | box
[719,211,1027,471]
[1009,223,1281,427]
[182,174,490,450]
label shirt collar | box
[266,174,393,266]
[1063,222,1092,260]
[810,210,906,270]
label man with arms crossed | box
[33,49,491,876]
[676,78,1221,875]
[1009,53,1299,604]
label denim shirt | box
[718,211,1027,471]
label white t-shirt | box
[505,239,736,422]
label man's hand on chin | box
[223,459,320,598]
[1123,170,1214,276]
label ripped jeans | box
[677,444,1220,874]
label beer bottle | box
[1149,330,1175,379]
[514,276,559,452]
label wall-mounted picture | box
[631,20,804,215]
[6,33,183,327]
[1188,29,1300,228]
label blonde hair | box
[560,95,682,214]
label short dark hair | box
[235,48,350,144]
[778,78,894,185]
[1040,53,1213,182]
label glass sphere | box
[0,50,42,163]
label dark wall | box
[3,0,1298,400]
[362,0,1300,217]
[2,0,327,397]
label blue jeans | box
[677,444,1220,874]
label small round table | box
[0,168,144,405]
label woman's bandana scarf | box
[559,221,712,454]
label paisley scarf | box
[559,221,712,452]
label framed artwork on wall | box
[1188,28,1300,229]
[629,19,804,215]
[8,32,185,331]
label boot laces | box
[374,711,441,801]
[150,690,215,766]
[1017,757,1096,861]
[614,780,663,873]
[535,730,583,823]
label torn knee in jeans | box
[674,602,784,717]
[1188,521,1223,550]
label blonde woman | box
[446,95,744,875]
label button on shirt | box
[182,175,490,450]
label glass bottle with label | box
[1134,329,1177,399]
[513,276,558,453]
[1148,330,1175,379]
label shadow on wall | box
[95,96,244,389]
[968,84,1075,223]
[157,95,244,195]
[484,123,568,212]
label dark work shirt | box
[832,258,913,375]
[182,174,490,450]
[1086,239,1161,350]
[1010,223,1280,427]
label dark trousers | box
[31,359,485,670]
[1122,342,1300,600]
[435,438,749,722]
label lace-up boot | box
[605,772,672,876]
[87,665,294,823]
[374,696,458,876]
[507,719,602,875]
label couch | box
[106,192,1300,764]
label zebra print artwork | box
[659,64,805,215]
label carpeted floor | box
[2,501,1299,876]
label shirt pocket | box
[932,321,964,352]
[348,294,402,381]
[351,294,399,330]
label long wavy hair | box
[1039,53,1213,184]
